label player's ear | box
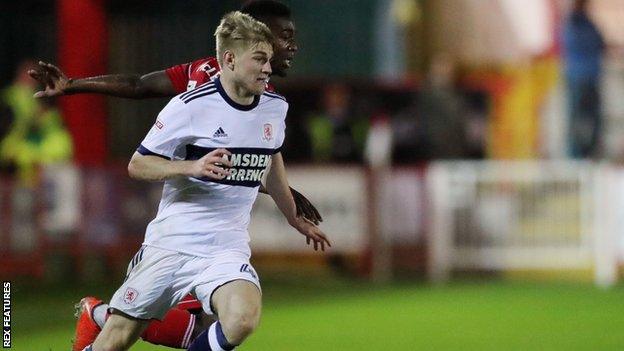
[223,50,235,71]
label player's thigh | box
[211,280,262,325]
[94,312,149,348]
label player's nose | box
[262,61,272,75]
[288,40,298,53]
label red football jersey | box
[165,57,221,93]
[165,56,275,94]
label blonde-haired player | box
[83,11,330,351]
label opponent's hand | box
[289,217,331,251]
[189,148,232,180]
[28,61,70,98]
[290,187,323,225]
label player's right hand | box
[190,148,233,180]
[28,61,70,98]
[289,216,331,252]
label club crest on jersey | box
[123,288,139,304]
[262,123,273,142]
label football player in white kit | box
[84,11,330,351]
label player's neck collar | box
[215,77,260,111]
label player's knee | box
[220,309,260,344]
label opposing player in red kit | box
[29,1,323,350]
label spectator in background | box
[306,83,367,162]
[393,54,473,162]
[419,54,471,159]
[562,0,605,159]
[0,60,73,186]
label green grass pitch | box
[10,279,624,350]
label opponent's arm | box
[265,152,330,251]
[289,187,323,225]
[128,148,232,182]
[28,61,176,99]
[258,184,323,225]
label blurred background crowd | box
[3,0,621,174]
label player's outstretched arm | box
[258,185,323,224]
[265,152,331,251]
[28,61,177,99]
[128,149,232,182]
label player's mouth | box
[256,76,270,85]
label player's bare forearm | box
[29,61,176,99]
[128,149,232,182]
[259,184,322,224]
[128,152,195,182]
[265,153,297,223]
[65,71,176,99]
[259,181,322,224]
[266,154,331,251]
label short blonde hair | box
[214,11,274,67]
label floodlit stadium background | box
[2,0,624,350]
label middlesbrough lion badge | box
[262,123,273,141]
[123,287,139,304]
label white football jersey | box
[137,77,287,258]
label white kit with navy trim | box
[137,77,287,258]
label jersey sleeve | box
[165,63,192,94]
[165,57,220,94]
[274,102,288,153]
[138,99,193,160]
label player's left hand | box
[28,61,70,98]
[289,217,331,251]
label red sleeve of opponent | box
[165,63,191,94]
[165,57,220,94]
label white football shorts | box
[109,245,261,320]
